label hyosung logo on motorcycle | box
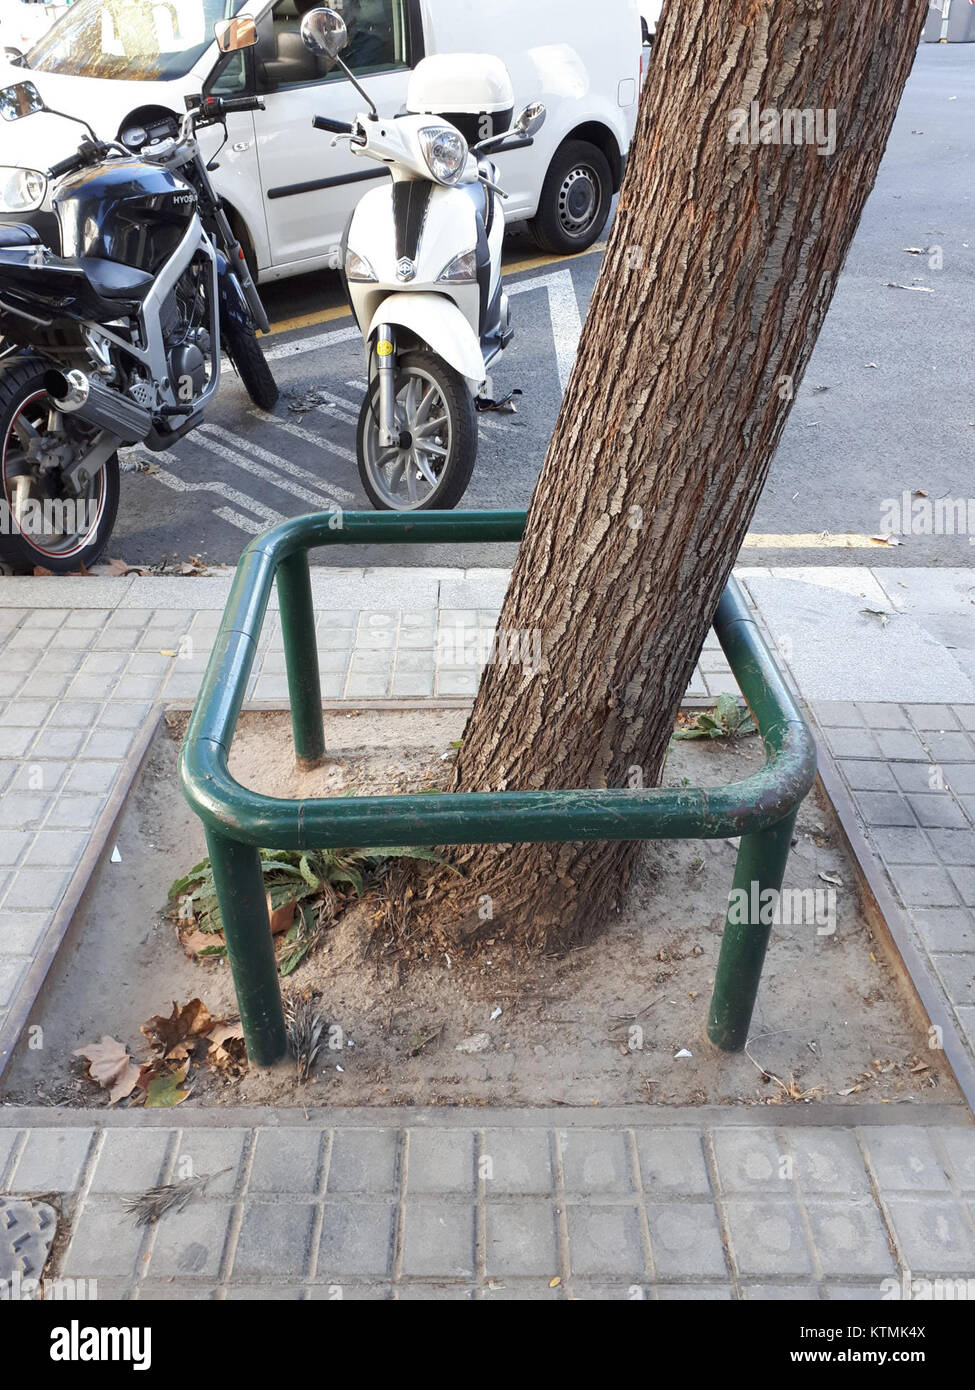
[396,257,417,282]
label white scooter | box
[300,8,545,512]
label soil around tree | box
[1,710,957,1111]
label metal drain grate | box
[0,1196,58,1283]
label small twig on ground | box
[122,1169,231,1226]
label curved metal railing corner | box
[179,511,817,1065]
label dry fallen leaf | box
[141,999,214,1058]
[73,1035,141,1104]
[268,894,298,936]
[180,930,225,959]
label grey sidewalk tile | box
[137,1283,215,1301]
[22,831,89,870]
[810,701,865,728]
[912,908,975,954]
[657,1284,734,1300]
[326,1128,399,1193]
[885,1197,975,1273]
[876,730,930,762]
[711,1129,789,1194]
[481,1129,553,1195]
[723,1200,814,1278]
[0,910,51,956]
[233,1202,316,1279]
[928,829,975,866]
[2,869,71,912]
[645,1202,728,1279]
[44,793,107,831]
[863,1129,950,1192]
[955,706,975,732]
[886,864,960,909]
[741,1284,821,1300]
[560,1129,634,1195]
[8,1128,93,1193]
[318,1201,395,1277]
[931,954,975,1006]
[839,761,897,793]
[908,794,969,829]
[89,1131,172,1194]
[3,700,54,727]
[62,1202,145,1278]
[402,1201,475,1278]
[30,729,86,760]
[0,1129,23,1183]
[924,730,975,763]
[249,1128,325,1193]
[635,1129,711,1195]
[0,792,50,829]
[484,1201,559,1277]
[905,704,960,730]
[871,827,936,865]
[950,867,975,906]
[823,728,882,759]
[0,957,27,1009]
[787,1131,871,1197]
[824,1284,891,1301]
[939,1131,975,1192]
[566,1204,646,1279]
[855,792,917,828]
[307,1283,392,1300]
[148,1202,233,1278]
[891,763,946,795]
[406,1130,475,1195]
[479,1281,560,1300]
[805,1201,896,1277]
[62,764,119,797]
[0,832,30,868]
[172,1130,248,1194]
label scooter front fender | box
[367,293,485,387]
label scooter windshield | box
[24,0,250,82]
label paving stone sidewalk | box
[1,562,974,1295]
[1,1112,973,1300]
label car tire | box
[530,139,614,255]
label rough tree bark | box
[427,0,929,954]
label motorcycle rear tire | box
[0,358,120,576]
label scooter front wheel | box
[356,350,477,512]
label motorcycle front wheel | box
[0,358,120,575]
[356,350,477,512]
[224,321,279,412]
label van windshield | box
[25,0,250,82]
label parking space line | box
[507,269,582,393]
[201,424,355,505]
[130,451,286,533]
[252,410,358,465]
[192,427,349,512]
[264,324,360,361]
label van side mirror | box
[514,103,546,139]
[214,16,257,53]
[300,8,348,60]
[0,81,46,122]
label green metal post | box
[707,811,799,1052]
[204,829,288,1066]
[276,549,325,770]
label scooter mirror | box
[514,103,547,139]
[0,81,46,122]
[214,16,258,53]
[300,8,349,61]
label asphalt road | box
[113,43,975,572]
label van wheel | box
[530,140,614,254]
[357,351,477,512]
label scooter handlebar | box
[313,115,354,135]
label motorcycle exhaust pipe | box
[44,368,152,446]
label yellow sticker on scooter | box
[376,340,394,357]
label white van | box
[0,0,642,282]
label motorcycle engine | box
[169,342,207,399]
[161,264,210,403]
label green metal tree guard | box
[180,511,817,1067]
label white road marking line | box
[253,410,358,465]
[263,324,360,362]
[124,450,285,533]
[507,269,582,394]
[188,429,347,512]
[200,423,355,505]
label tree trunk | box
[430,0,928,954]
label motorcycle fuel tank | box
[53,159,197,274]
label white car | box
[0,0,66,51]
[0,0,642,283]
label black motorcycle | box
[0,22,277,573]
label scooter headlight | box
[437,249,478,284]
[346,249,378,282]
[0,166,46,213]
[418,125,468,186]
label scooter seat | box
[0,223,42,249]
[78,257,155,301]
